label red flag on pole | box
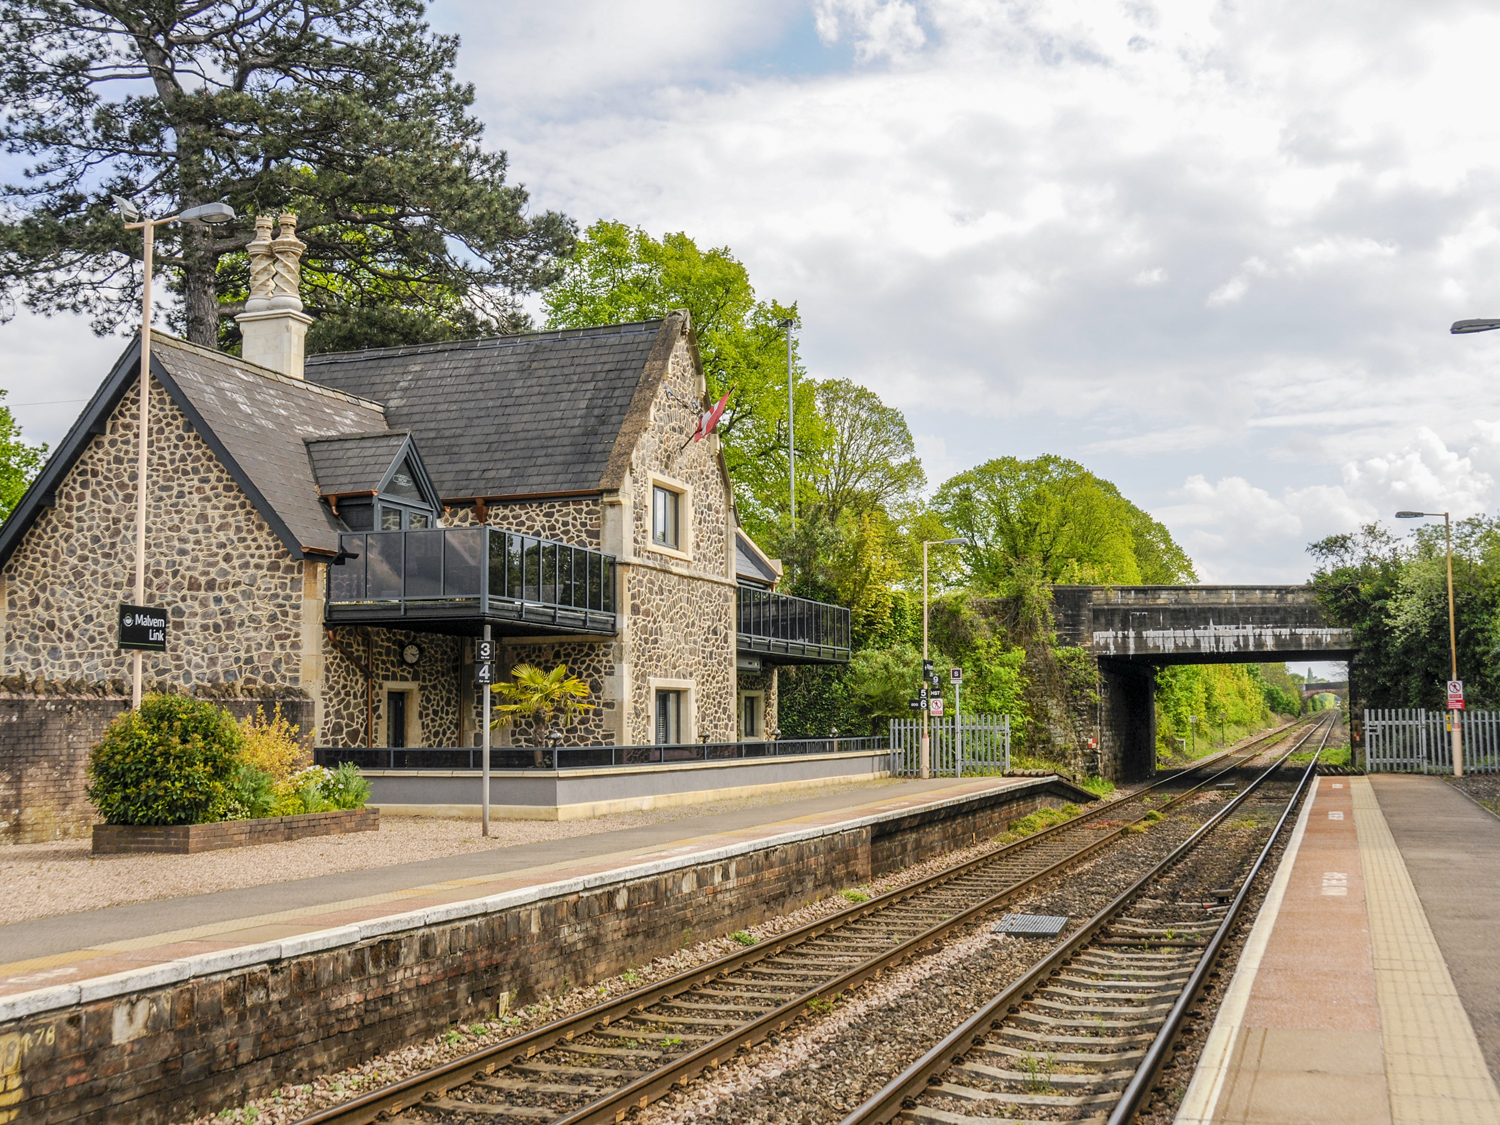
[691,388,733,443]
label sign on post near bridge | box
[1448,680,1465,710]
[118,604,167,651]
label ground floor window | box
[741,692,764,739]
[656,689,682,745]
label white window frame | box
[647,677,696,744]
[647,472,693,562]
[381,680,420,747]
[739,691,765,741]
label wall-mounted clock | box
[401,643,422,666]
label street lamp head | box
[112,195,142,223]
[777,318,794,330]
[1451,319,1500,334]
[179,202,236,226]
[1394,511,1425,518]
[937,537,968,546]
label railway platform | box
[1177,773,1500,1124]
[0,772,1082,1006]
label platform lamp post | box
[1396,509,1462,775]
[778,318,796,527]
[113,196,236,708]
[922,537,969,779]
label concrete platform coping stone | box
[0,774,1084,1027]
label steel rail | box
[1103,711,1335,1124]
[838,711,1335,1125]
[291,717,1317,1125]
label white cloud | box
[11,0,1500,588]
[1155,425,1500,582]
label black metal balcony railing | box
[736,586,852,663]
[316,736,886,771]
[326,528,617,634]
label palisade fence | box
[1364,709,1500,773]
[888,714,1011,778]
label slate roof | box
[0,332,389,567]
[303,320,673,498]
[152,337,388,554]
[305,431,410,496]
[735,529,781,588]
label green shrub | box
[225,762,278,820]
[325,761,371,810]
[87,694,243,825]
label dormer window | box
[308,433,442,534]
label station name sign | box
[119,604,168,652]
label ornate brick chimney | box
[237,213,312,378]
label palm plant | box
[490,664,593,762]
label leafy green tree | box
[809,379,925,517]
[0,390,45,520]
[932,454,1196,592]
[543,221,818,539]
[1309,520,1500,709]
[0,0,574,348]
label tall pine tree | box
[0,0,574,349]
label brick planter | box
[91,807,378,854]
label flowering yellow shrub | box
[237,705,310,784]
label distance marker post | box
[477,633,495,836]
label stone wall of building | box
[320,628,462,749]
[619,336,738,745]
[445,496,603,550]
[1,380,306,690]
[0,691,314,843]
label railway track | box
[840,712,1335,1125]
[294,717,1326,1125]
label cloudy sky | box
[6,0,1500,592]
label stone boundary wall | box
[0,777,1094,1124]
[0,695,316,844]
[92,808,377,854]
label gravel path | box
[1448,774,1500,815]
[0,779,899,926]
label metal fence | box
[316,735,887,771]
[887,714,1011,778]
[1365,709,1500,773]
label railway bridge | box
[1051,584,1354,779]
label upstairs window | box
[652,485,680,549]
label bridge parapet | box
[1053,585,1354,665]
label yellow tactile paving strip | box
[1350,776,1500,1124]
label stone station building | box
[0,223,849,763]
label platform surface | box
[0,773,1046,1004]
[1178,773,1500,1124]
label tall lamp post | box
[114,196,236,708]
[1396,509,1461,775]
[778,318,796,527]
[922,537,968,779]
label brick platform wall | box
[0,779,1088,1124]
[0,695,316,844]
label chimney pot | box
[237,211,311,379]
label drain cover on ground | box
[993,914,1069,936]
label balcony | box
[736,587,851,665]
[327,528,617,636]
